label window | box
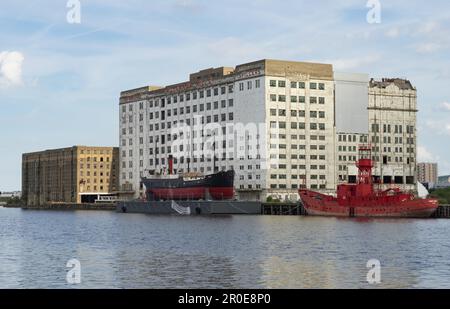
[291,81,297,88]
[299,82,305,89]
[310,97,317,104]
[255,79,261,88]
[319,97,325,104]
[278,80,286,88]
[291,96,298,103]
[278,95,286,102]
[270,94,277,102]
[310,82,317,90]
[270,80,276,87]
[299,96,306,103]
[319,83,325,90]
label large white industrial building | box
[119,59,418,201]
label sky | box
[0,0,449,191]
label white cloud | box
[0,51,24,87]
[418,21,439,34]
[385,28,400,38]
[416,42,441,53]
[425,119,450,136]
[418,146,437,162]
[441,102,450,111]
[321,55,381,71]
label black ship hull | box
[141,170,235,201]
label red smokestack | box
[168,155,174,175]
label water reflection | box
[0,208,449,288]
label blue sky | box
[1,0,449,190]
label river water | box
[1,207,449,289]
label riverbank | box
[19,203,116,211]
[5,202,450,218]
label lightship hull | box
[299,190,439,218]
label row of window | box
[79,157,110,162]
[238,79,261,91]
[269,144,327,151]
[337,134,368,143]
[127,85,236,113]
[79,171,111,177]
[371,124,415,134]
[78,177,110,184]
[269,184,326,189]
[270,95,326,104]
[79,163,115,170]
[81,185,109,191]
[338,146,358,152]
[270,121,327,130]
[270,109,326,118]
[269,80,326,90]
[371,136,415,145]
[270,154,327,160]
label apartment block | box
[22,146,119,206]
[417,162,438,188]
[119,59,337,202]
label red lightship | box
[299,145,439,218]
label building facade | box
[334,72,369,134]
[336,132,369,184]
[119,59,337,202]
[22,146,119,206]
[368,78,418,192]
[417,163,438,188]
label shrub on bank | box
[429,187,450,204]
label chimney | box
[168,155,174,175]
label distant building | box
[417,163,438,188]
[0,191,21,198]
[22,146,119,206]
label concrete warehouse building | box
[22,146,119,206]
[119,59,419,201]
[120,59,336,201]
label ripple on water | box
[0,208,449,288]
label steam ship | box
[141,156,235,201]
[299,145,439,218]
